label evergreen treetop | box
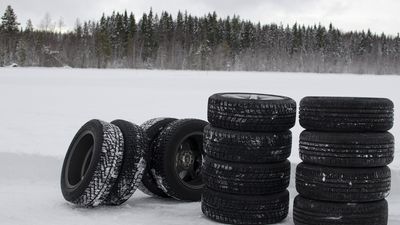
[1,5,20,33]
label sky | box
[1,0,399,35]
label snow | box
[0,67,399,224]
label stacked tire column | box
[294,97,395,225]
[202,93,297,225]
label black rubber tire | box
[208,93,296,132]
[138,118,177,198]
[204,125,291,163]
[202,188,289,225]
[61,119,124,207]
[299,97,394,132]
[202,156,290,195]
[300,131,395,168]
[296,163,391,203]
[152,119,208,201]
[293,195,388,225]
[103,120,147,205]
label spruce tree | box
[1,5,20,33]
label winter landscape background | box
[1,5,400,74]
[1,1,400,224]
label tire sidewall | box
[61,120,103,202]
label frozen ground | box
[0,68,399,224]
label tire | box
[202,188,289,225]
[61,119,124,207]
[152,119,208,201]
[204,125,291,163]
[202,156,290,195]
[300,97,394,132]
[138,118,177,198]
[293,195,388,225]
[296,163,391,203]
[208,93,296,132]
[103,120,147,205]
[300,131,395,167]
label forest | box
[1,5,400,74]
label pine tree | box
[1,5,20,65]
[97,14,112,67]
[25,19,33,32]
[140,9,157,67]
[126,13,136,67]
[1,5,20,33]
[174,11,185,68]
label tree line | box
[1,5,400,74]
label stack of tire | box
[202,93,297,225]
[294,97,394,225]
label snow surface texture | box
[0,68,399,224]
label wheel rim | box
[222,93,285,100]
[175,132,204,189]
[65,131,94,189]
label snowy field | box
[0,67,399,224]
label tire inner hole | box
[67,133,94,187]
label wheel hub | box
[179,150,194,169]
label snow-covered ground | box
[0,67,399,224]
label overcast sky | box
[1,0,399,35]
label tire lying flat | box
[293,195,388,225]
[202,188,289,225]
[61,119,124,207]
[138,118,177,198]
[299,97,394,132]
[300,131,394,168]
[104,120,147,205]
[296,163,391,203]
[208,93,296,132]
[152,119,208,201]
[202,156,290,195]
[204,125,292,163]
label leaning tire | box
[103,120,147,205]
[152,119,208,201]
[202,188,289,225]
[296,163,391,203]
[208,93,296,132]
[61,119,124,207]
[138,118,177,198]
[293,195,388,225]
[202,156,290,195]
[204,125,291,163]
[299,97,394,132]
[300,131,395,167]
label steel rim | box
[222,93,285,100]
[174,132,204,189]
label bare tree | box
[40,12,55,31]
[57,17,65,33]
[25,19,34,32]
